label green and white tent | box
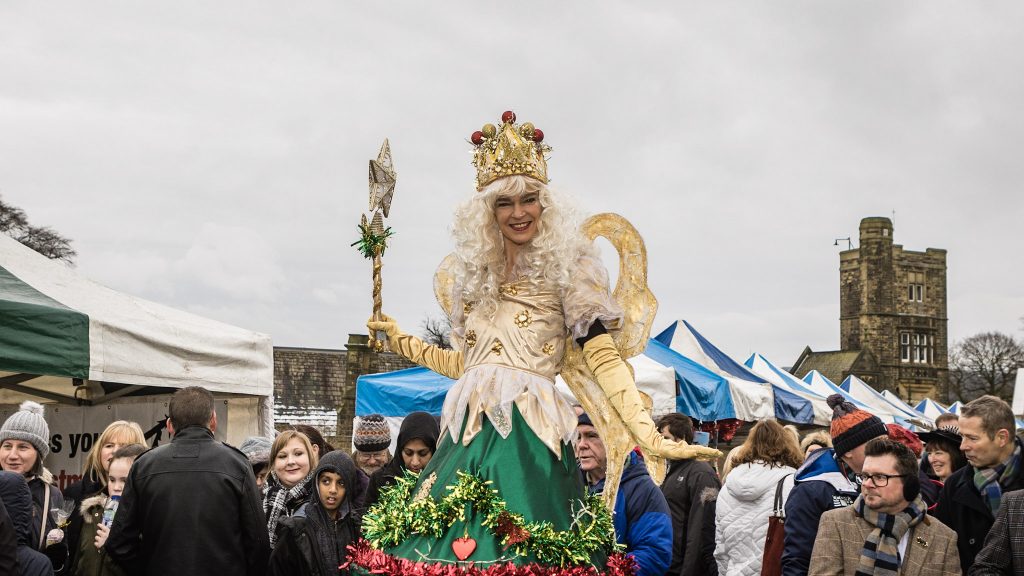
[0,232,274,438]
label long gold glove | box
[582,333,721,461]
[367,315,464,380]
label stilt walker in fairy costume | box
[351,110,721,575]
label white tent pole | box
[261,394,275,437]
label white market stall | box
[0,233,273,490]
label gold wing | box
[433,253,463,350]
[561,213,663,511]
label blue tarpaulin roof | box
[355,366,451,417]
[655,320,815,424]
[644,338,735,422]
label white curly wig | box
[450,175,595,319]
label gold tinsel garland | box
[361,470,621,566]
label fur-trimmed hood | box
[80,493,109,524]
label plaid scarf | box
[853,494,927,576]
[262,469,315,548]
[973,438,1022,515]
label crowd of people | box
[0,386,1021,576]
[3,112,1022,576]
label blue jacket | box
[589,450,673,576]
[780,448,858,576]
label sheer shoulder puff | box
[562,253,624,340]
[434,253,467,352]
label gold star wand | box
[352,139,396,352]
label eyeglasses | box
[856,473,908,487]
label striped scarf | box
[262,470,315,548]
[853,494,927,576]
[973,439,1022,515]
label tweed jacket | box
[808,506,960,576]
[970,489,1024,576]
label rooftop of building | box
[790,347,863,383]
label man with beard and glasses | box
[810,438,959,576]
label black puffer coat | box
[26,470,68,573]
[0,492,20,575]
[0,471,54,576]
[268,451,361,576]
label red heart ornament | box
[452,536,477,561]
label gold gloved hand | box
[581,333,722,462]
[366,314,465,380]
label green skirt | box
[373,405,610,567]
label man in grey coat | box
[971,489,1024,576]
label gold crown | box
[471,110,551,190]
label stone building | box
[791,217,948,403]
[273,334,413,449]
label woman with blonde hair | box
[715,420,803,576]
[263,430,319,548]
[359,111,719,572]
[64,420,146,572]
[799,430,832,460]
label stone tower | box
[838,217,948,402]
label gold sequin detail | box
[413,472,437,502]
[542,343,555,355]
[513,309,532,328]
[464,301,474,314]
[465,330,477,348]
[499,284,519,297]
[491,340,504,355]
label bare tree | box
[421,314,452,350]
[0,195,76,264]
[949,331,1024,402]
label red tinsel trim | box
[698,418,743,443]
[494,511,531,547]
[343,539,636,576]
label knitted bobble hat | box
[353,414,391,452]
[0,401,50,460]
[827,394,887,458]
[238,436,273,466]
[886,423,923,457]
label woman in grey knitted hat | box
[0,400,68,572]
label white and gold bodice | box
[439,254,623,458]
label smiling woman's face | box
[494,191,542,248]
[0,440,38,476]
[274,437,311,488]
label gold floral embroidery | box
[491,340,504,355]
[465,330,477,347]
[499,284,519,297]
[542,343,555,355]
[464,301,474,314]
[513,309,532,328]
[413,472,437,502]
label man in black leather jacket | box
[106,386,270,576]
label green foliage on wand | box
[351,222,395,259]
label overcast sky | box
[2,2,1022,368]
